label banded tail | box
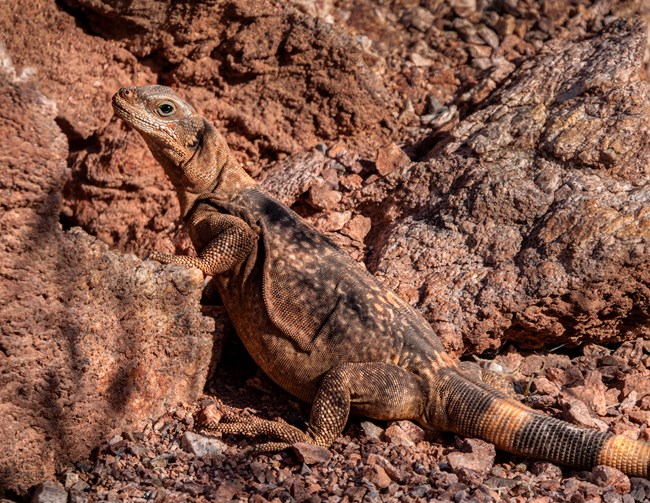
[436,368,650,477]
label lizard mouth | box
[111,93,137,121]
[111,94,133,121]
[111,92,171,142]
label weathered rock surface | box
[0,0,397,260]
[366,19,650,354]
[0,52,214,493]
[3,1,645,356]
[1,0,649,499]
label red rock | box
[305,482,322,495]
[375,143,410,176]
[214,481,244,500]
[610,418,643,439]
[0,56,213,494]
[365,465,391,489]
[566,370,608,416]
[260,150,326,207]
[454,466,486,486]
[619,390,638,412]
[533,377,561,396]
[327,140,347,159]
[495,15,516,37]
[519,355,547,376]
[531,461,563,479]
[372,19,650,354]
[31,481,68,503]
[340,174,363,191]
[292,442,332,465]
[477,25,499,48]
[621,373,650,401]
[366,454,404,482]
[180,432,227,458]
[320,211,352,233]
[250,461,267,483]
[447,439,495,476]
[591,465,631,494]
[384,424,415,447]
[199,403,223,425]
[360,421,384,439]
[391,420,425,443]
[307,180,343,210]
[321,167,340,189]
[341,215,372,242]
[561,399,607,431]
[628,410,650,425]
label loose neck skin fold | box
[154,119,256,217]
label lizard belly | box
[215,272,331,402]
[216,270,408,404]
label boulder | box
[367,19,650,354]
[0,49,215,494]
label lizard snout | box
[117,87,135,100]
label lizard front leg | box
[150,212,258,276]
[202,362,426,451]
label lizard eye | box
[156,101,175,117]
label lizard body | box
[112,85,650,476]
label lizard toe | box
[249,441,294,454]
[148,251,175,264]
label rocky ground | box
[1,0,649,501]
[28,337,650,502]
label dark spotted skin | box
[112,85,650,477]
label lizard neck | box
[214,157,257,197]
[176,156,256,217]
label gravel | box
[23,338,650,502]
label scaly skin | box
[112,85,650,477]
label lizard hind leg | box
[457,360,517,397]
[201,362,427,452]
[306,362,427,446]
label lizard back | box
[191,188,446,399]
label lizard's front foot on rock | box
[148,251,208,273]
[148,251,177,264]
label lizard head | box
[112,85,236,215]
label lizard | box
[112,84,650,477]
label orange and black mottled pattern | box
[113,85,650,477]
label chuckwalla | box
[112,85,650,476]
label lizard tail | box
[436,368,650,476]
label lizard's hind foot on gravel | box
[249,442,294,453]
[201,416,314,451]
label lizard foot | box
[148,251,176,264]
[201,416,314,451]
[458,360,517,398]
